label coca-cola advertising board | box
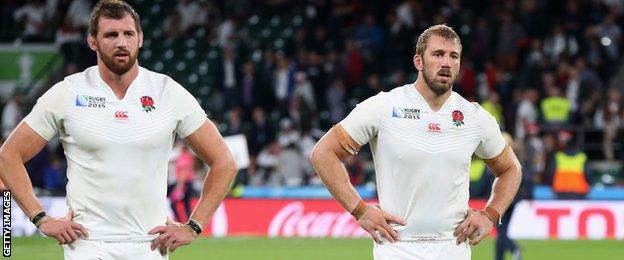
[202,199,487,237]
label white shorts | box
[63,239,168,260]
[373,240,470,260]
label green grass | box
[8,236,624,259]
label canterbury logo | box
[427,123,441,132]
[114,111,129,120]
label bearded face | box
[421,56,457,95]
[100,47,138,75]
[89,14,142,76]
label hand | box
[453,209,494,246]
[148,221,197,255]
[38,211,89,245]
[357,205,406,244]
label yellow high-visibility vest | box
[541,97,570,122]
[470,158,486,182]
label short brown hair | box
[414,24,461,56]
[89,0,141,36]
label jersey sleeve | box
[474,103,506,159]
[338,93,386,146]
[172,81,208,138]
[23,82,70,141]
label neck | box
[414,76,452,112]
[98,62,139,99]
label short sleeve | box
[23,82,70,141]
[474,103,506,159]
[172,82,207,138]
[338,93,386,146]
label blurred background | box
[1,0,623,259]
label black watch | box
[185,218,203,235]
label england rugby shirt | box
[24,66,207,241]
[340,83,506,241]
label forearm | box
[188,161,236,225]
[486,168,521,216]
[0,154,44,219]
[311,149,361,212]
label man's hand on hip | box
[453,209,494,246]
[149,221,197,255]
[357,205,406,244]
[38,211,89,245]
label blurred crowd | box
[1,0,624,200]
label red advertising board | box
[201,199,487,237]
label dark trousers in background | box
[495,203,519,260]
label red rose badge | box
[140,96,156,112]
[452,110,464,127]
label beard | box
[421,63,456,95]
[100,49,138,75]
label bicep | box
[483,145,521,177]
[314,126,357,161]
[184,120,233,166]
[0,121,48,163]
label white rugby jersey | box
[340,83,505,241]
[24,66,207,241]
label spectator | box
[256,141,280,186]
[246,107,273,156]
[13,0,48,41]
[540,85,571,125]
[218,46,240,110]
[524,124,546,184]
[594,88,622,160]
[240,60,259,115]
[547,131,590,199]
[292,71,317,114]
[481,91,504,126]
[273,53,294,113]
[1,90,23,140]
[515,88,539,141]
[171,144,195,222]
[326,78,347,124]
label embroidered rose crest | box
[140,96,155,112]
[452,110,464,127]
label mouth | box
[114,51,130,61]
[437,71,451,81]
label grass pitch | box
[8,236,624,259]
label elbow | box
[225,155,237,180]
[309,145,324,168]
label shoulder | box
[140,67,182,89]
[360,84,408,104]
[357,90,391,108]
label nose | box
[441,55,451,68]
[116,36,128,49]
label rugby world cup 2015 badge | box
[75,95,106,108]
[392,107,420,119]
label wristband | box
[480,207,501,226]
[186,218,203,235]
[350,200,368,220]
[31,211,47,226]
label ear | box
[138,31,143,48]
[413,54,423,71]
[87,34,97,51]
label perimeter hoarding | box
[9,198,623,240]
